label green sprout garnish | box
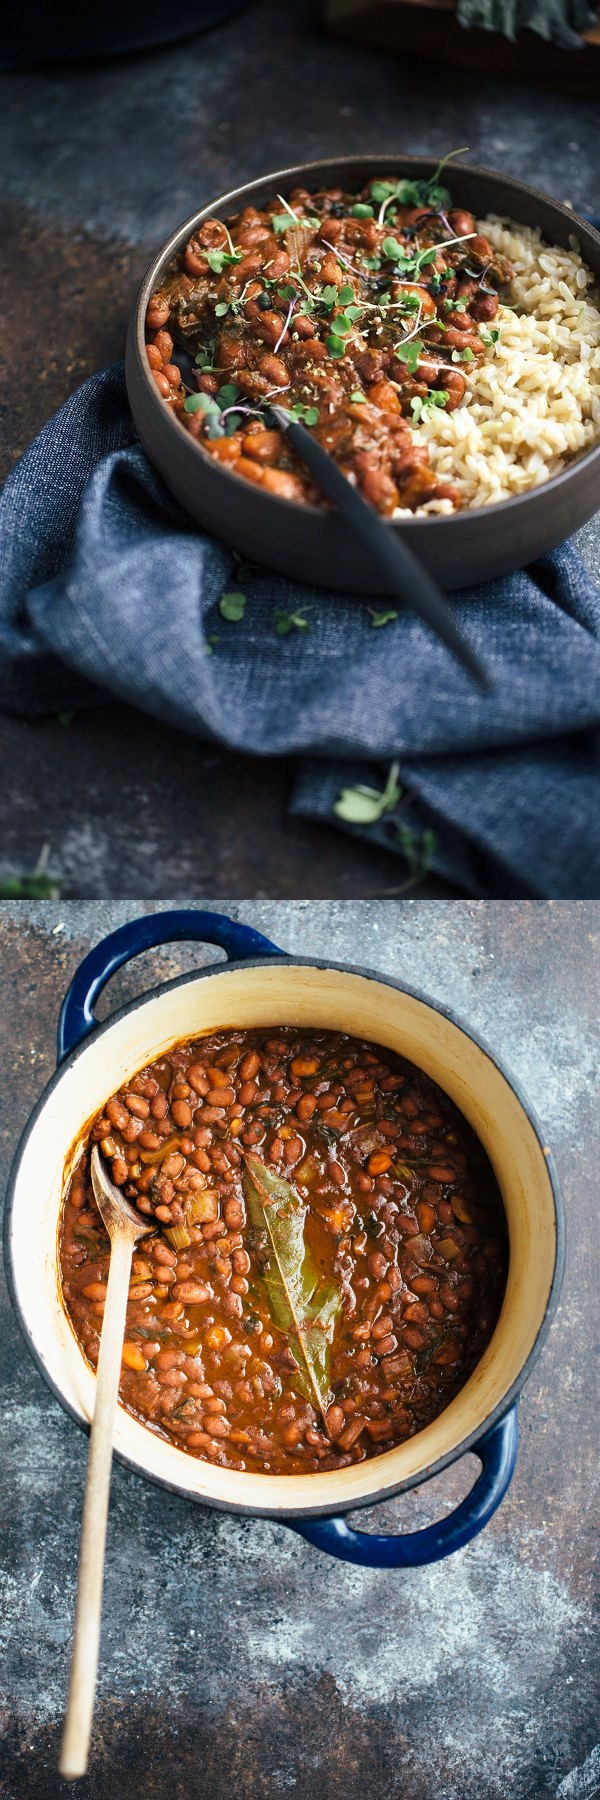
[410,390,449,422]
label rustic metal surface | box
[1,0,598,896]
[0,899,598,1798]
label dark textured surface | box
[1,0,598,897]
[0,899,598,1798]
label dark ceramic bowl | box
[126,156,600,593]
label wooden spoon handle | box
[59,1226,135,1779]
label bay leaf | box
[242,1153,342,1419]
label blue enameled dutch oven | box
[4,911,564,1567]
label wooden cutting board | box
[324,0,600,96]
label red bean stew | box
[60,1028,507,1475]
[145,168,513,515]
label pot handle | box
[288,1405,518,1567]
[57,910,283,1061]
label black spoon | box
[174,342,492,691]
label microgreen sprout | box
[289,402,319,426]
[205,246,242,274]
[274,294,298,353]
[219,592,247,621]
[368,608,398,627]
[272,195,319,234]
[334,761,402,826]
[274,608,313,635]
[410,390,449,422]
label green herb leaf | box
[338,283,355,305]
[481,328,500,345]
[326,335,346,358]
[184,391,216,414]
[274,609,312,635]
[369,609,398,628]
[320,284,340,309]
[219,591,246,622]
[217,382,240,406]
[451,347,475,363]
[349,390,366,403]
[214,301,230,318]
[394,338,422,374]
[334,761,402,825]
[395,178,428,207]
[290,403,319,426]
[243,1154,343,1417]
[426,183,452,211]
[271,213,294,235]
[410,389,449,422]
[351,203,374,218]
[0,875,61,898]
[392,825,438,893]
[382,236,405,262]
[370,180,397,204]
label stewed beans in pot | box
[59,1028,507,1474]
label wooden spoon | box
[59,1146,154,1779]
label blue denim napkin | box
[1,363,599,897]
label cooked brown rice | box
[399,217,600,518]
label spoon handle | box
[59,1226,136,1779]
[270,407,492,692]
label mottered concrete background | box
[0,899,598,1798]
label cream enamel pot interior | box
[4,911,564,1568]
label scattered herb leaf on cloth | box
[219,592,247,622]
[274,608,312,635]
[242,1154,343,1418]
[334,760,402,824]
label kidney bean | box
[204,1415,230,1438]
[170,1100,192,1128]
[186,1430,218,1452]
[150,1093,169,1119]
[222,1198,245,1230]
[187,1063,209,1094]
[147,297,170,330]
[402,1325,427,1350]
[172,1281,210,1304]
[239,1051,260,1080]
[326,1404,345,1440]
[111,1158,128,1186]
[367,1251,389,1280]
[106,1097,130,1132]
[237,1080,257,1105]
[125,1094,150,1119]
[371,1314,394,1340]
